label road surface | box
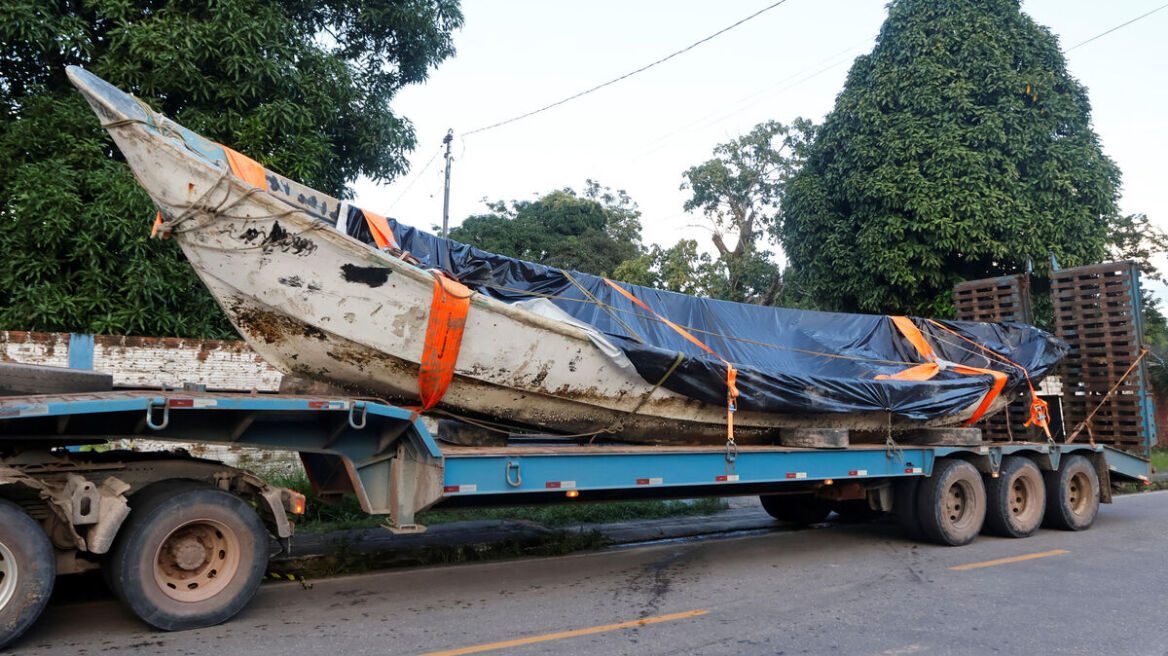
[11,490,1168,655]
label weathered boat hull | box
[69,67,998,444]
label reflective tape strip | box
[848,470,868,476]
[308,401,349,410]
[168,398,217,408]
[443,484,478,493]
[715,475,740,482]
[545,481,577,489]
[785,472,807,479]
[906,467,923,474]
[636,478,664,485]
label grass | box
[1150,446,1168,473]
[265,469,729,534]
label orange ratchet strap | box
[418,273,472,410]
[361,209,400,250]
[925,319,1050,437]
[603,279,740,441]
[878,316,1010,428]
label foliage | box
[0,0,462,337]
[450,180,644,277]
[681,119,815,304]
[781,0,1123,316]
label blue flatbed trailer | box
[0,390,1153,648]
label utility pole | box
[441,129,454,238]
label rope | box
[562,270,645,343]
[1064,348,1149,445]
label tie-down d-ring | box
[146,399,169,430]
[506,461,522,487]
[349,401,367,430]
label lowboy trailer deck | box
[0,390,1152,649]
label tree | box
[681,119,816,305]
[780,0,1122,316]
[450,181,644,278]
[0,0,463,338]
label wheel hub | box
[153,519,241,603]
[0,540,16,612]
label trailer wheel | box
[917,459,986,546]
[0,498,56,651]
[1043,455,1100,531]
[106,482,268,631]
[984,457,1045,538]
[760,494,832,525]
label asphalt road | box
[11,490,1168,656]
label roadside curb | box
[270,507,780,573]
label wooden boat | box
[69,66,1061,445]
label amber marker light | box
[284,489,307,515]
[824,479,834,486]
[566,490,580,498]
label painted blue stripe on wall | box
[67,333,95,370]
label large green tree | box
[450,181,644,278]
[681,119,815,305]
[0,0,462,337]
[780,0,1121,316]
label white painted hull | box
[70,69,992,444]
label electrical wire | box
[461,0,794,137]
[1068,2,1168,50]
[388,145,444,209]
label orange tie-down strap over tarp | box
[603,279,740,441]
[418,273,472,410]
[876,316,1007,426]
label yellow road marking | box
[417,609,709,656]
[949,549,1069,571]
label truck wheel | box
[760,494,832,525]
[916,459,986,546]
[0,498,56,651]
[893,477,924,539]
[106,482,268,631]
[1043,455,1100,531]
[984,457,1045,538]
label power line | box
[388,144,443,209]
[461,0,794,137]
[1069,2,1168,50]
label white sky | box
[352,0,1168,295]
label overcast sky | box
[352,0,1168,294]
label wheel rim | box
[1009,468,1042,526]
[0,540,16,612]
[944,479,975,529]
[1067,471,1092,516]
[153,518,241,603]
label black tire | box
[105,482,268,631]
[0,498,56,651]
[893,477,924,539]
[984,457,1046,538]
[1043,454,1100,531]
[917,459,986,546]
[759,494,833,525]
[833,498,882,523]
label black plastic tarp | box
[343,210,1067,420]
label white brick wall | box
[1,331,283,392]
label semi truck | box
[0,370,1152,650]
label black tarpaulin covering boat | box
[343,211,1067,423]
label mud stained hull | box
[67,66,995,444]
